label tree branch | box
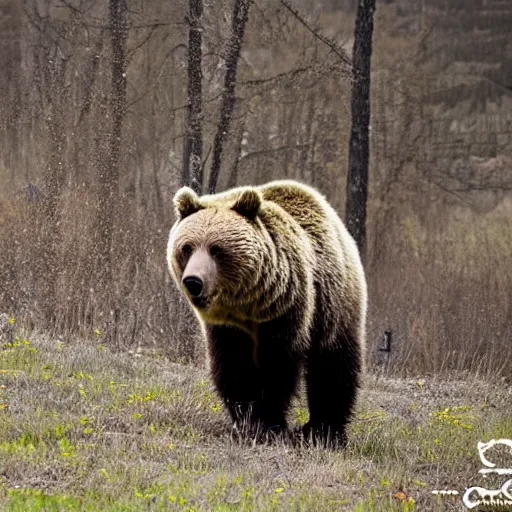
[278,0,352,72]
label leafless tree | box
[208,0,252,194]
[23,3,72,325]
[345,0,377,258]
[96,0,128,308]
[182,0,204,194]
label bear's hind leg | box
[304,331,362,448]
[207,325,262,433]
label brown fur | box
[167,180,367,446]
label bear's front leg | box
[206,325,263,434]
[257,312,303,435]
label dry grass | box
[0,186,202,363]
[1,326,510,511]
[366,198,512,380]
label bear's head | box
[167,186,270,322]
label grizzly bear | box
[167,180,367,447]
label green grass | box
[0,328,510,511]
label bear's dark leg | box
[257,314,302,434]
[304,330,362,448]
[206,325,262,431]
[258,342,300,432]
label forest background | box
[0,0,511,380]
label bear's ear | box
[232,188,262,220]
[173,187,203,220]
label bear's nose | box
[183,276,204,297]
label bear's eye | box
[181,244,193,257]
[209,245,223,257]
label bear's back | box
[258,180,348,254]
[259,180,366,321]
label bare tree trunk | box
[300,93,316,183]
[226,115,246,189]
[0,0,22,185]
[96,0,128,316]
[40,116,66,327]
[208,0,251,194]
[345,0,376,258]
[73,35,104,183]
[182,0,203,194]
[37,45,69,328]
